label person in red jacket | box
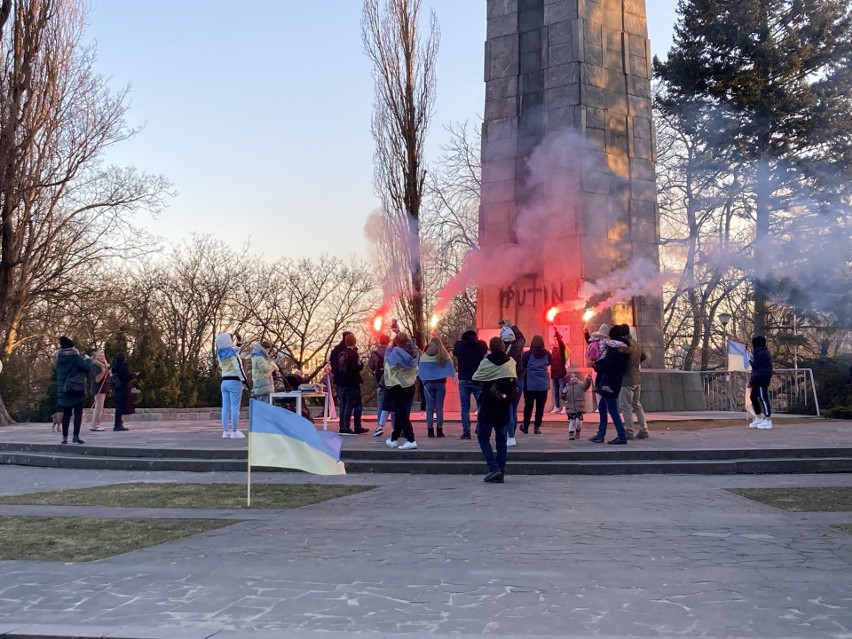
[549,328,569,414]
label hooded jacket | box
[384,345,419,388]
[216,333,246,383]
[503,324,526,381]
[453,329,488,381]
[561,375,592,413]
[55,348,97,407]
[749,336,773,384]
[251,343,278,396]
[521,346,551,392]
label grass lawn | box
[727,487,852,512]
[0,517,232,562]
[831,525,852,536]
[0,482,372,510]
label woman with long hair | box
[520,335,551,435]
[418,335,457,437]
[87,349,110,431]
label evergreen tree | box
[655,0,852,333]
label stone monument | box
[476,0,665,371]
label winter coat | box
[418,352,456,382]
[112,360,137,415]
[384,345,419,388]
[521,347,551,392]
[453,330,488,381]
[55,348,97,407]
[749,337,773,384]
[561,376,592,413]
[337,347,363,388]
[593,346,629,397]
[215,333,246,383]
[251,343,278,396]
[550,334,568,379]
[620,338,646,387]
[368,344,389,385]
[472,351,517,426]
[504,325,526,380]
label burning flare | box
[373,315,383,333]
[582,308,595,323]
[546,307,558,323]
[430,314,439,329]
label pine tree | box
[655,0,852,333]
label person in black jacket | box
[453,326,487,440]
[748,335,774,430]
[112,352,137,432]
[336,333,368,435]
[589,326,630,445]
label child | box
[584,324,625,394]
[561,372,592,440]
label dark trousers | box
[338,385,361,430]
[522,389,548,427]
[477,421,507,474]
[595,394,626,439]
[750,382,771,417]
[387,384,416,442]
[61,402,83,439]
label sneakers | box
[89,426,105,432]
[113,425,129,431]
[484,471,504,483]
[398,441,418,450]
[589,435,605,443]
[549,408,560,414]
[607,437,627,445]
[506,437,517,447]
[232,430,245,439]
[601,385,614,394]
[385,438,399,448]
[626,432,635,440]
[353,427,369,435]
[749,416,765,429]
[222,431,230,438]
[460,432,471,440]
[568,432,577,441]
[338,428,355,436]
[635,430,649,439]
[372,427,384,438]
[756,418,773,430]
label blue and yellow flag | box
[248,399,345,475]
[727,341,750,372]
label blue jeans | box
[423,380,447,429]
[551,377,566,408]
[595,394,626,440]
[477,421,507,474]
[507,382,522,438]
[458,379,481,435]
[221,379,242,431]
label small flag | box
[727,341,750,371]
[249,399,345,475]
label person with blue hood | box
[216,332,247,439]
[251,340,278,403]
[748,335,774,430]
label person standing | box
[748,335,774,430]
[384,332,419,450]
[56,336,99,445]
[453,326,487,440]
[589,326,630,445]
[499,318,525,447]
[418,335,457,438]
[472,336,517,483]
[368,334,392,438]
[111,352,137,433]
[215,333,246,438]
[251,340,278,403]
[520,335,551,434]
[562,372,592,440]
[549,328,569,414]
[87,349,110,432]
[337,333,368,435]
[617,324,649,440]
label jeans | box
[339,385,361,430]
[458,379,481,435]
[221,379,243,432]
[522,389,548,427]
[551,377,566,409]
[507,382,522,438]
[61,402,84,439]
[595,394,626,440]
[423,380,447,429]
[618,384,647,436]
[477,421,507,474]
[387,384,416,442]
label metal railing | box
[699,368,820,416]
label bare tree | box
[362,0,439,347]
[0,0,170,424]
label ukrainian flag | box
[248,399,345,475]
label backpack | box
[369,348,385,384]
[337,349,348,375]
[63,369,87,396]
[490,377,518,404]
[110,371,122,391]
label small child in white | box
[561,372,592,440]
[585,324,625,394]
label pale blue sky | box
[85,1,680,260]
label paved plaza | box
[0,458,851,638]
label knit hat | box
[590,323,609,339]
[59,336,74,349]
[500,326,516,342]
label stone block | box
[605,89,628,115]
[490,53,519,80]
[520,49,543,73]
[481,219,516,245]
[488,0,519,19]
[520,70,544,93]
[481,200,515,225]
[491,33,517,59]
[482,178,516,205]
[630,54,648,78]
[583,40,603,66]
[629,95,652,119]
[623,11,648,37]
[485,96,518,121]
[584,126,606,151]
[483,116,518,142]
[546,105,577,129]
[632,135,655,161]
[544,62,580,88]
[486,75,519,101]
[628,74,651,98]
[603,44,624,72]
[545,84,580,107]
[482,158,517,185]
[547,19,574,46]
[488,13,518,39]
[628,32,646,56]
[544,1,574,25]
[584,105,606,129]
[632,116,653,141]
[519,5,545,32]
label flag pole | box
[247,400,253,508]
[323,371,330,431]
